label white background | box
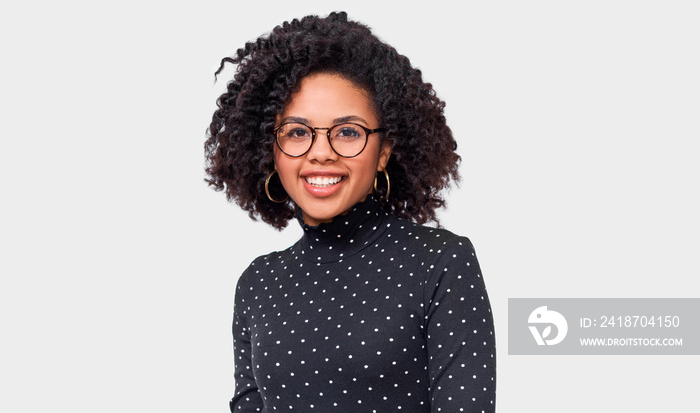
[1,1,698,411]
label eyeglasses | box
[274,122,386,158]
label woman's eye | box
[335,127,362,139]
[287,128,311,138]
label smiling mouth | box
[305,176,344,188]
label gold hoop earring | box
[265,170,289,203]
[373,168,390,201]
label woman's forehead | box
[278,73,377,124]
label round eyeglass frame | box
[273,122,386,158]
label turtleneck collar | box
[295,195,391,263]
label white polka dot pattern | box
[230,197,496,412]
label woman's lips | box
[301,175,345,197]
[305,176,343,187]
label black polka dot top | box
[230,196,496,412]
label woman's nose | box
[306,130,338,162]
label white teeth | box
[306,176,342,187]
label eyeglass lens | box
[276,123,368,157]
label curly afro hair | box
[205,11,460,230]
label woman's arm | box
[229,276,264,412]
[424,236,497,412]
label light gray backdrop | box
[1,1,698,412]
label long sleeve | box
[229,275,264,412]
[424,236,496,412]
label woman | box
[205,11,496,412]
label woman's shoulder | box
[236,243,300,286]
[383,217,482,289]
[387,215,475,252]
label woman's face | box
[274,73,391,227]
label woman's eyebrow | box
[278,116,311,124]
[278,115,369,126]
[332,115,368,125]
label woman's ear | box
[377,140,392,171]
